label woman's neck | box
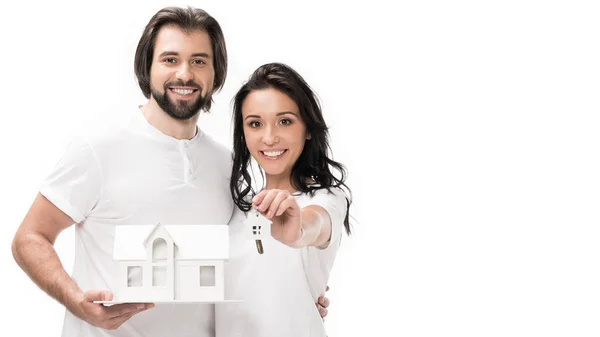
[265,173,295,193]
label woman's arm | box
[295,205,332,248]
[252,189,336,249]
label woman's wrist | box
[291,209,321,248]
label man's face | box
[149,25,215,120]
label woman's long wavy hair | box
[230,63,352,234]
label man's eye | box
[192,59,205,65]
[165,58,177,63]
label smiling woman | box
[230,63,352,220]
[242,87,310,179]
[219,62,352,337]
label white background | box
[1,0,599,336]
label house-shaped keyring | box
[243,209,272,254]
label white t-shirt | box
[40,107,234,337]
[216,188,348,337]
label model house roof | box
[113,224,229,261]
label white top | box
[39,107,234,337]
[216,188,348,337]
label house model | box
[109,223,229,303]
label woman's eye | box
[280,118,292,126]
[249,121,261,128]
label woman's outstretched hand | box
[252,189,304,247]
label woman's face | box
[241,88,311,180]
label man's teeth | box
[172,88,194,95]
[263,150,285,157]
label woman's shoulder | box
[294,185,349,211]
[296,183,347,198]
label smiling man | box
[146,26,215,121]
[11,7,232,337]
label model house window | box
[152,238,167,286]
[127,266,143,287]
[153,238,167,261]
[153,266,167,286]
[252,225,261,235]
[199,266,215,287]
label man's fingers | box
[80,293,154,329]
[106,311,136,330]
[318,296,330,308]
[84,290,113,302]
[105,303,147,318]
[103,303,154,329]
[326,285,330,292]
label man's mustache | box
[165,81,202,90]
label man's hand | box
[316,286,330,320]
[252,189,303,246]
[77,290,154,330]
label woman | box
[216,63,352,337]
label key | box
[244,208,271,255]
[255,239,264,254]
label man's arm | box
[12,193,152,330]
[13,193,84,315]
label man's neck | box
[140,99,199,140]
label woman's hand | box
[252,189,304,247]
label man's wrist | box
[64,288,86,320]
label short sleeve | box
[301,187,349,300]
[39,136,103,224]
[305,187,348,250]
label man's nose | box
[176,64,194,83]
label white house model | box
[110,223,229,303]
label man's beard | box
[151,81,211,120]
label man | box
[12,6,327,337]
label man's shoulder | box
[200,131,230,152]
[72,108,137,149]
[198,131,232,165]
